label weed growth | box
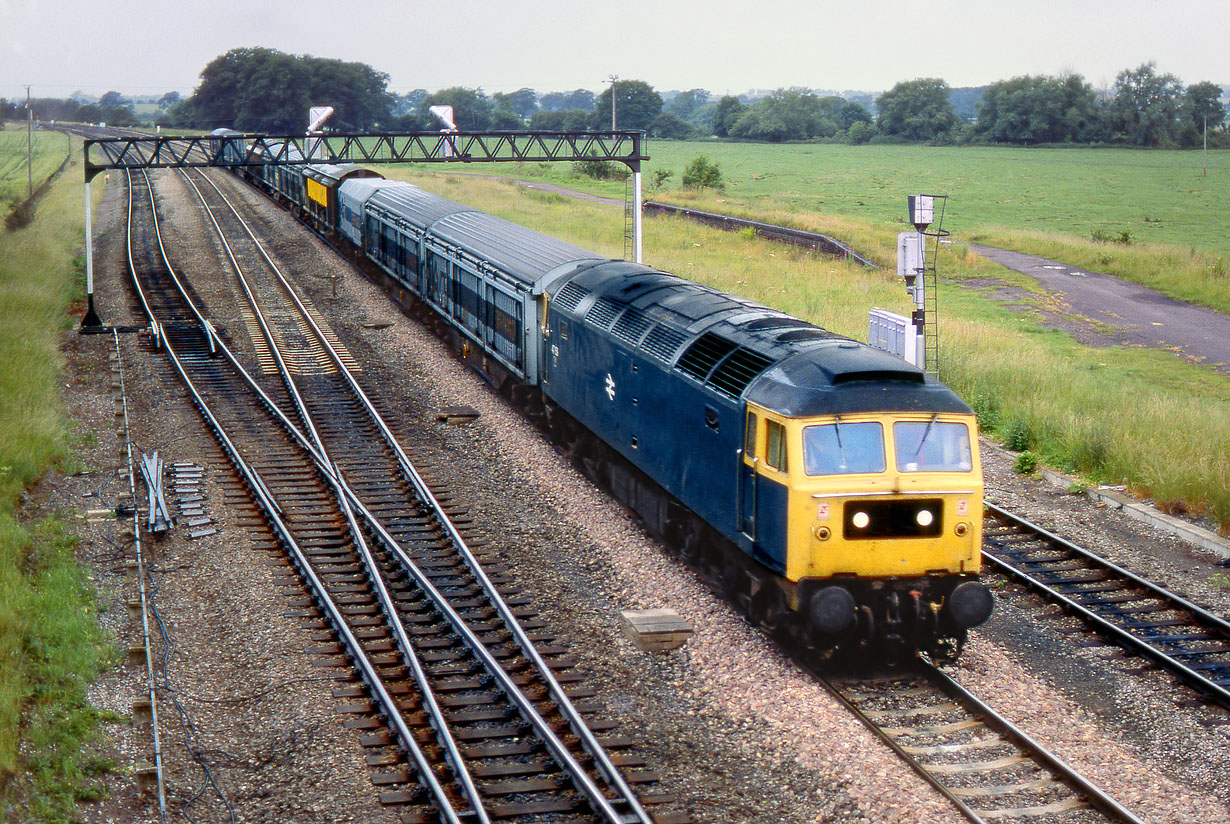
[1014,451,1041,474]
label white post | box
[81,179,101,328]
[633,169,643,264]
[914,229,926,372]
[85,181,93,294]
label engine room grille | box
[553,281,588,313]
[707,348,774,398]
[587,297,622,329]
[676,332,739,382]
[641,325,688,362]
[611,306,653,345]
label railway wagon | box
[301,163,382,235]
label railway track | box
[982,502,1230,710]
[112,138,1223,823]
[122,165,683,823]
[818,662,1144,824]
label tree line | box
[4,48,1224,149]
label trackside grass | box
[0,137,115,820]
[0,128,72,217]
[385,167,1230,530]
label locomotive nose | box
[946,580,994,628]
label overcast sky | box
[2,0,1225,100]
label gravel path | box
[34,168,1230,823]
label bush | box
[847,121,875,144]
[573,157,628,181]
[1014,450,1041,474]
[649,169,674,192]
[682,155,723,190]
[1003,419,1032,451]
[1090,228,1134,245]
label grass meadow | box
[383,164,1230,531]
[0,128,72,216]
[0,133,114,819]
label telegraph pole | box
[608,75,618,130]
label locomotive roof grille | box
[642,325,688,362]
[708,348,775,398]
[677,332,739,382]
[612,306,653,345]
[553,281,588,313]
[588,297,621,329]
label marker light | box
[916,509,934,527]
[852,511,870,529]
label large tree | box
[590,80,662,131]
[176,47,392,132]
[975,74,1103,144]
[666,89,710,121]
[529,109,591,130]
[1185,81,1226,132]
[711,95,745,137]
[729,88,844,142]
[876,78,958,141]
[1108,62,1185,146]
[493,88,538,120]
[539,89,595,112]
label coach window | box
[766,419,788,472]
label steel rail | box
[814,664,1146,824]
[149,167,646,822]
[983,501,1230,708]
[126,170,468,824]
[113,327,169,822]
[176,169,330,458]
[925,662,1145,824]
[191,168,653,824]
[159,338,466,824]
[174,169,488,821]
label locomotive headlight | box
[916,509,934,527]
[851,511,870,530]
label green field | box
[459,140,1230,251]
[0,128,72,215]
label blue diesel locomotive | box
[226,149,992,663]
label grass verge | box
[389,167,1230,530]
[0,137,117,821]
[0,129,73,218]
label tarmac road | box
[970,244,1230,373]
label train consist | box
[210,129,992,664]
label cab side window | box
[766,419,788,472]
[744,413,757,459]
